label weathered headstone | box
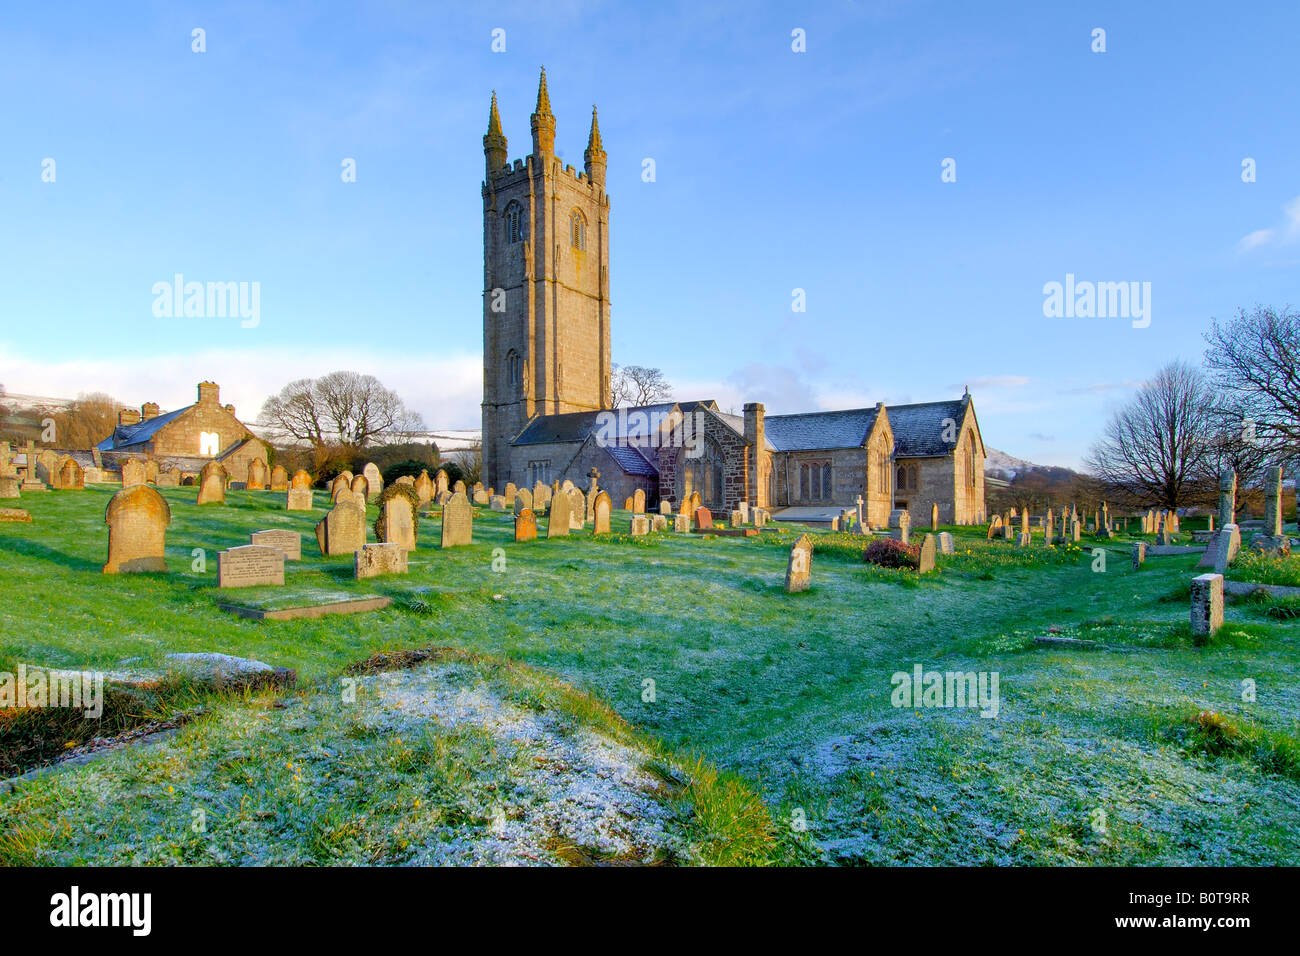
[1213,524,1241,574]
[547,490,571,537]
[651,514,668,532]
[0,475,18,499]
[413,470,433,504]
[351,473,370,502]
[632,488,646,514]
[785,533,813,593]
[58,457,85,490]
[453,479,467,496]
[659,499,672,516]
[473,488,489,505]
[515,488,534,513]
[489,495,506,511]
[930,503,939,533]
[673,514,690,533]
[937,531,954,554]
[376,485,419,551]
[440,491,474,547]
[250,529,302,560]
[331,474,351,501]
[694,507,713,531]
[197,461,227,505]
[630,514,649,536]
[624,496,634,510]
[889,510,910,545]
[434,470,449,497]
[569,488,586,529]
[287,478,313,510]
[986,515,1002,540]
[363,462,382,496]
[730,510,745,528]
[593,491,612,533]
[270,465,289,491]
[532,481,550,511]
[314,498,366,556]
[1264,466,1284,538]
[1190,573,1224,638]
[218,545,285,588]
[247,458,268,490]
[515,507,538,541]
[103,484,170,573]
[918,533,937,573]
[122,459,146,487]
[355,543,408,579]
[291,469,312,489]
[1131,541,1146,570]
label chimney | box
[224,404,236,418]
[141,402,160,420]
[197,381,220,405]
[119,408,142,426]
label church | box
[481,72,986,527]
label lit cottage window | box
[199,432,220,456]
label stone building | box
[480,74,986,525]
[95,381,268,483]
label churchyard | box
[1,479,1298,866]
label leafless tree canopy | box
[50,392,123,449]
[610,364,672,408]
[1203,304,1300,458]
[1085,361,1216,509]
[260,371,424,451]
[452,446,482,487]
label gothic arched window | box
[506,351,521,389]
[505,202,525,243]
[570,211,586,250]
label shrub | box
[381,460,428,487]
[863,537,920,570]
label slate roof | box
[512,403,678,446]
[764,407,882,452]
[96,405,190,451]
[604,443,659,477]
[887,398,970,458]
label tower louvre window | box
[570,211,586,250]
[505,202,525,243]
[506,351,521,389]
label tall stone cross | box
[1218,469,1237,529]
[855,494,864,528]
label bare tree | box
[260,372,424,452]
[452,445,482,487]
[49,392,123,449]
[1085,361,1216,510]
[1203,304,1300,457]
[610,364,672,408]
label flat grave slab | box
[218,594,393,621]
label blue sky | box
[1,0,1297,467]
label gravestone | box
[414,471,433,504]
[103,484,170,573]
[918,534,937,573]
[1218,469,1237,529]
[1131,542,1146,570]
[1190,573,1224,638]
[58,457,85,490]
[532,481,551,510]
[585,469,601,520]
[694,507,713,531]
[785,533,813,593]
[937,531,954,554]
[291,469,312,489]
[453,480,467,496]
[593,491,612,533]
[434,470,449,497]
[250,529,302,560]
[736,500,749,524]
[651,514,668,532]
[355,543,408,579]
[561,479,575,493]
[515,508,538,541]
[331,475,351,501]
[624,496,634,510]
[1044,509,1054,544]
[1207,514,1215,533]
[688,492,701,516]
[1016,532,1031,547]
[490,495,506,511]
[218,545,285,588]
[630,514,649,536]
[363,462,383,497]
[515,488,534,513]
[986,515,1002,540]
[889,510,910,545]
[436,490,451,506]
[753,509,767,529]
[121,459,146,487]
[143,460,159,485]
[376,485,419,551]
[569,488,586,529]
[659,499,672,516]
[930,503,939,533]
[632,488,646,514]
[197,461,227,505]
[441,491,474,547]
[473,488,489,505]
[503,482,517,503]
[314,498,366,556]
[0,475,18,499]
[1213,525,1241,574]
[287,486,313,511]
[546,490,571,537]
[1264,466,1284,537]
[673,514,690,533]
[247,459,268,490]
[730,510,744,528]
[270,465,288,491]
[351,474,370,502]
[1157,513,1172,546]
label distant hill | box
[984,447,1045,480]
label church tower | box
[481,69,612,488]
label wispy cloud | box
[947,375,1030,391]
[1238,194,1300,251]
[1059,381,1144,395]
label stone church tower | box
[481,69,612,488]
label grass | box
[2,485,1299,865]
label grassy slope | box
[1,485,1298,865]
